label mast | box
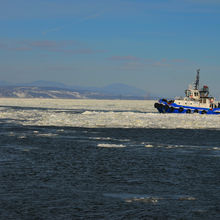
[194,69,200,90]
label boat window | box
[203,99,206,103]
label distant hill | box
[0,86,86,99]
[0,81,155,100]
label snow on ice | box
[0,98,220,129]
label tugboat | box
[154,69,220,114]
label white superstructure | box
[174,69,218,109]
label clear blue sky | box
[0,0,220,97]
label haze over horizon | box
[0,0,220,98]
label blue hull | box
[155,99,220,115]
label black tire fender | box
[186,109,191,113]
[170,107,174,112]
[179,107,184,112]
[154,103,159,108]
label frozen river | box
[0,98,220,219]
[0,98,220,129]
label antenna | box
[194,69,200,90]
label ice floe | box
[0,98,220,129]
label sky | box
[0,0,220,97]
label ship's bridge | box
[185,89,200,100]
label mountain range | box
[0,80,156,100]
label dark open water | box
[0,122,220,219]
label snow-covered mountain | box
[0,86,85,99]
[0,81,155,99]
